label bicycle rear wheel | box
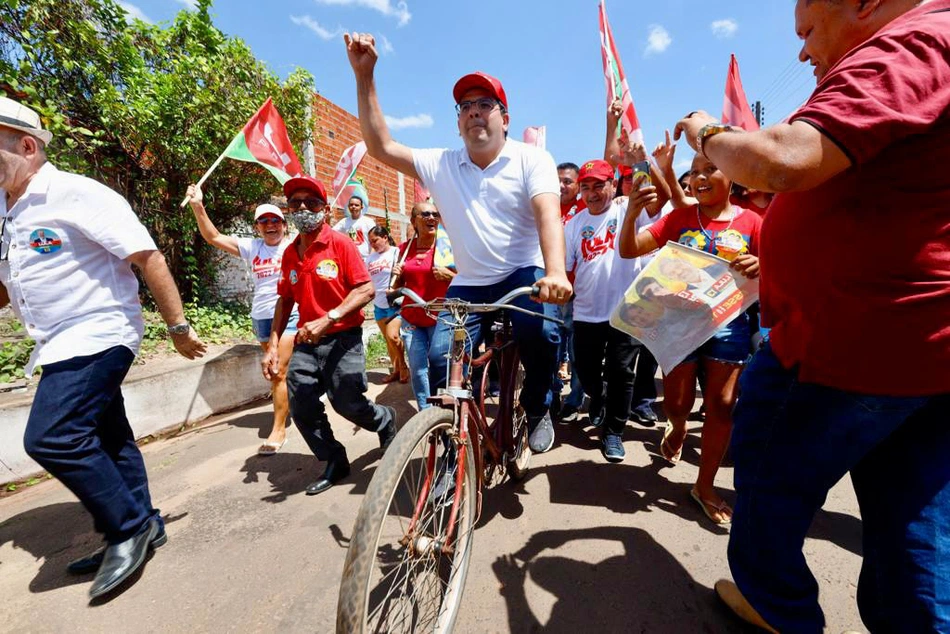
[337,407,477,634]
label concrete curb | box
[0,344,271,485]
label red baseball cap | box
[283,175,328,201]
[453,72,508,110]
[578,159,615,183]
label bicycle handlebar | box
[390,286,564,325]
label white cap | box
[253,203,284,221]
[0,97,52,145]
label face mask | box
[290,210,324,234]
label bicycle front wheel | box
[337,406,477,633]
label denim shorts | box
[252,311,299,343]
[374,305,399,321]
[682,311,751,365]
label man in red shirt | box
[262,175,396,496]
[558,162,586,224]
[674,1,950,631]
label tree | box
[0,0,316,300]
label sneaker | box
[527,412,555,453]
[588,404,606,429]
[602,434,625,463]
[629,403,658,427]
[377,406,398,454]
[559,403,579,424]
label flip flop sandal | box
[257,440,285,456]
[691,489,732,525]
[660,423,683,464]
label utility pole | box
[754,100,766,128]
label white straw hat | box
[0,97,52,145]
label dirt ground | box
[0,372,866,633]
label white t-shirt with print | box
[0,163,157,374]
[332,215,377,259]
[366,246,398,309]
[412,139,560,286]
[236,237,293,320]
[565,199,653,323]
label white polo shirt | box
[412,139,560,286]
[332,214,377,259]
[0,163,157,374]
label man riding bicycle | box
[344,32,572,453]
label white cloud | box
[117,1,153,23]
[673,157,693,174]
[379,34,394,54]
[315,0,411,27]
[175,0,198,8]
[384,113,433,130]
[644,25,672,56]
[711,18,738,39]
[290,15,345,41]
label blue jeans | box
[558,300,584,410]
[23,346,161,544]
[729,343,950,633]
[428,266,560,418]
[401,322,436,410]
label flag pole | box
[178,140,234,208]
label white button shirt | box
[413,139,560,286]
[0,163,157,374]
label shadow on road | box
[0,503,186,594]
[491,524,760,632]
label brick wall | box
[312,93,416,244]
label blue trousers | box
[428,266,560,419]
[400,322,437,410]
[23,346,160,544]
[557,300,584,410]
[729,343,950,633]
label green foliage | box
[365,333,390,370]
[140,301,253,355]
[0,339,34,383]
[0,0,316,301]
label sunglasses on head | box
[417,211,440,219]
[287,197,326,211]
[256,217,282,225]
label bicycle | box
[337,286,562,633]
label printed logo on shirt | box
[289,270,298,285]
[713,229,749,261]
[315,259,339,280]
[580,219,617,262]
[677,230,707,252]
[252,254,281,280]
[29,228,63,254]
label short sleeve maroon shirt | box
[760,0,950,395]
[277,223,370,334]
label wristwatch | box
[167,322,190,336]
[327,309,342,323]
[697,123,740,159]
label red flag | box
[413,179,430,203]
[598,0,644,146]
[232,98,304,182]
[522,126,546,149]
[330,141,368,208]
[722,54,760,131]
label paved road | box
[0,372,866,633]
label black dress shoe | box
[68,525,167,575]
[305,459,351,495]
[88,519,159,600]
[377,407,398,455]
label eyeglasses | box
[416,211,440,219]
[287,197,326,211]
[256,217,283,225]
[455,98,501,116]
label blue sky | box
[122,0,817,175]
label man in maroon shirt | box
[262,175,396,496]
[674,1,950,631]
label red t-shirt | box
[647,204,761,259]
[277,223,369,334]
[397,240,451,327]
[761,0,950,395]
[561,197,587,225]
